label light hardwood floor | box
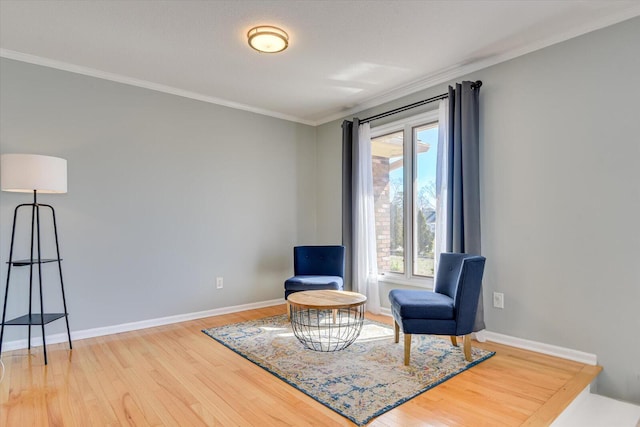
[0,305,601,426]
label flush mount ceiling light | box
[247,25,289,53]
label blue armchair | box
[388,252,486,365]
[284,246,345,314]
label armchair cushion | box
[388,290,454,320]
[284,275,343,298]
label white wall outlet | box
[493,292,504,309]
[216,277,223,289]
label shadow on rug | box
[202,314,494,426]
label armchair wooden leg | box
[286,301,290,319]
[394,320,399,344]
[463,334,472,362]
[450,336,458,347]
[404,333,412,366]
[332,309,337,324]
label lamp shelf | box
[2,259,67,327]
[8,258,62,266]
[2,313,68,326]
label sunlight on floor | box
[354,324,395,342]
[266,322,395,343]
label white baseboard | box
[376,308,597,366]
[482,331,597,365]
[4,301,598,368]
[1,298,285,352]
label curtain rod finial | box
[474,80,483,88]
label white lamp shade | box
[1,154,68,193]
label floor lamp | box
[0,153,72,365]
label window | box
[371,111,439,283]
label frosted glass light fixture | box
[247,25,289,53]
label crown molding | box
[2,6,639,128]
[0,49,316,126]
[314,8,640,125]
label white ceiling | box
[1,1,639,125]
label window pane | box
[413,123,438,277]
[371,130,404,274]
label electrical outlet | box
[216,277,223,289]
[493,292,504,309]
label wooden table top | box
[287,290,367,310]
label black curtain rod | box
[359,80,482,124]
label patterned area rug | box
[202,314,494,426]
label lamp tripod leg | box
[49,206,72,350]
[28,198,37,350]
[35,204,49,365]
[0,206,21,356]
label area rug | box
[202,315,494,426]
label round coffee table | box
[287,290,367,352]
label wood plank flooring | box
[0,305,601,426]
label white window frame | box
[370,109,439,289]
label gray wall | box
[0,58,317,340]
[316,17,640,403]
[1,16,639,405]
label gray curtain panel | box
[444,81,485,331]
[341,119,354,291]
[343,83,483,330]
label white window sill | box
[378,274,434,290]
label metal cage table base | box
[290,306,364,352]
[287,290,367,352]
